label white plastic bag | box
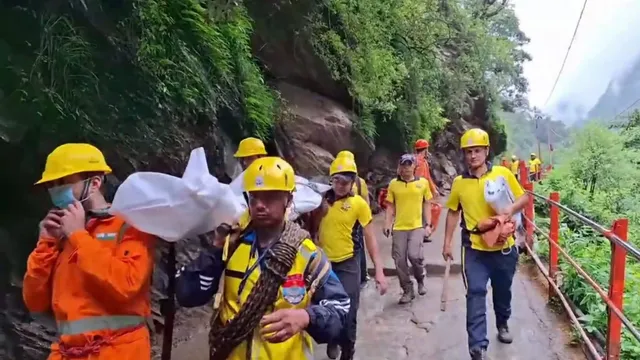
[229,172,330,221]
[483,176,525,245]
[288,176,331,221]
[109,148,245,242]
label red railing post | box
[548,192,560,300]
[606,219,628,360]
[519,159,529,187]
[524,182,534,249]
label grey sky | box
[511,0,640,123]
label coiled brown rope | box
[208,221,309,359]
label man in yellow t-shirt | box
[383,154,433,304]
[336,150,371,287]
[510,155,519,181]
[319,156,387,360]
[442,128,529,360]
[528,153,542,182]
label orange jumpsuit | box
[415,153,437,195]
[23,215,155,360]
[415,153,441,231]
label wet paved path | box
[173,198,586,360]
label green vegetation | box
[533,118,640,357]
[309,0,530,150]
[499,109,569,163]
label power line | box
[611,97,640,121]
[543,0,589,106]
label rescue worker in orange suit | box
[175,157,350,360]
[442,129,528,360]
[23,143,156,360]
[414,139,439,243]
[234,137,268,170]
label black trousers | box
[330,256,361,353]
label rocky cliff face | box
[0,3,497,360]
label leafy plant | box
[534,122,640,358]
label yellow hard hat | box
[234,137,267,158]
[460,128,490,149]
[512,155,517,160]
[243,157,295,192]
[36,143,112,185]
[336,150,355,161]
[330,157,357,176]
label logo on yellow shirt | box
[340,201,352,211]
[282,274,306,305]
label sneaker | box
[398,289,415,304]
[417,281,427,295]
[470,348,487,360]
[327,344,340,359]
[497,326,513,344]
[423,235,432,243]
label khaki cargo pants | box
[392,227,425,292]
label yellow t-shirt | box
[318,195,372,262]
[446,165,524,251]
[351,177,369,205]
[386,177,433,231]
[510,160,519,175]
[528,158,541,172]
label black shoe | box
[423,236,432,243]
[470,348,487,360]
[327,344,340,359]
[339,346,355,360]
[497,326,513,344]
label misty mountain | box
[499,110,569,162]
[583,52,640,125]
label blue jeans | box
[462,246,518,352]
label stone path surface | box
[172,197,586,360]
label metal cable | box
[544,0,589,106]
[523,241,602,359]
[527,191,640,261]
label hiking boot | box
[497,326,513,344]
[417,280,427,296]
[398,289,415,304]
[470,348,488,360]
[326,344,340,359]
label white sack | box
[483,176,526,246]
[229,172,331,221]
[109,148,244,242]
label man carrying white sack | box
[175,157,350,360]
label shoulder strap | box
[304,248,331,298]
[116,222,131,244]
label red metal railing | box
[517,162,640,360]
